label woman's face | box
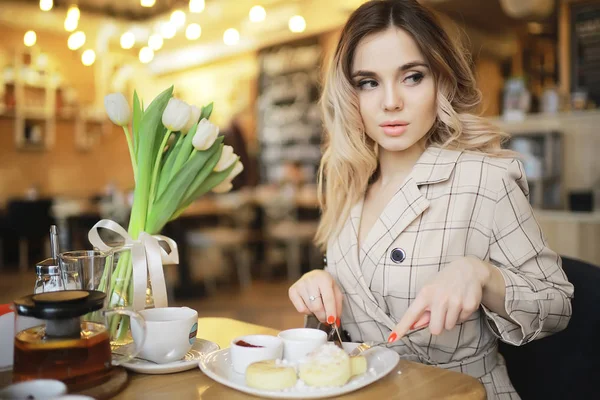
[352,27,436,153]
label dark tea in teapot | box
[13,320,111,383]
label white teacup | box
[277,328,327,363]
[131,307,198,364]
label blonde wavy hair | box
[315,0,514,250]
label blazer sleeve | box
[483,159,574,346]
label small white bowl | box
[0,379,67,399]
[229,335,283,374]
[277,328,327,363]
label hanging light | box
[24,31,37,47]
[67,5,80,21]
[223,28,239,46]
[139,46,154,64]
[170,10,186,28]
[249,6,266,22]
[160,22,176,39]
[67,31,86,50]
[81,49,96,66]
[141,0,155,7]
[120,32,135,49]
[148,34,163,50]
[64,17,78,32]
[186,23,201,40]
[288,15,306,33]
[189,0,205,13]
[40,0,53,11]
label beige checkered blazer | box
[325,146,574,399]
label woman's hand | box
[288,270,343,325]
[388,256,492,342]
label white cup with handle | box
[131,307,198,364]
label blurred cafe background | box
[0,0,599,330]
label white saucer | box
[122,338,219,375]
[199,342,400,399]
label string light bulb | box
[120,32,135,49]
[67,31,86,50]
[249,6,266,22]
[189,0,205,13]
[67,5,80,21]
[81,49,95,66]
[289,15,306,33]
[186,23,201,40]
[141,0,155,7]
[24,31,37,47]
[40,0,53,11]
[139,46,154,64]
[170,10,186,28]
[223,28,239,46]
[64,17,78,32]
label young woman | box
[288,0,574,398]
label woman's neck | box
[377,141,427,187]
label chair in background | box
[498,256,600,399]
[5,199,54,271]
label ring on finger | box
[308,294,321,302]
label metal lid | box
[13,290,105,319]
[35,257,60,276]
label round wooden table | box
[113,317,486,399]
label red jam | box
[235,340,264,348]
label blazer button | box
[390,248,406,263]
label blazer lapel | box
[359,146,462,269]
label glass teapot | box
[12,290,146,383]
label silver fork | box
[348,324,429,357]
[327,324,344,349]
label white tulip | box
[191,118,219,151]
[104,93,131,126]
[226,160,244,181]
[212,179,233,194]
[182,105,201,134]
[214,145,237,172]
[162,98,191,132]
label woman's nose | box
[382,84,403,111]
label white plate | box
[122,339,219,374]
[198,342,400,399]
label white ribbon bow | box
[88,219,179,311]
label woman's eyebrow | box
[351,61,429,78]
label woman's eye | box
[356,79,378,90]
[404,72,424,85]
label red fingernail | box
[327,315,335,325]
[336,317,341,327]
[387,332,398,343]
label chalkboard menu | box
[571,2,600,105]
[256,37,323,184]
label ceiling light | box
[120,32,135,49]
[139,46,154,64]
[67,5,80,21]
[148,34,163,50]
[81,49,95,66]
[141,0,155,7]
[40,0,53,11]
[289,15,306,33]
[67,31,86,50]
[185,23,201,40]
[223,28,239,46]
[24,31,37,47]
[64,17,78,32]
[171,10,186,28]
[160,22,176,39]
[249,5,266,22]
[189,0,205,13]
